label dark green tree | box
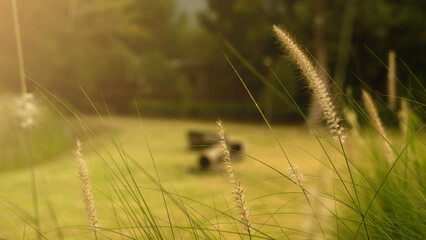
[0,0,188,112]
[199,0,316,120]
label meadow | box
[0,89,424,239]
[1,116,332,239]
[0,4,424,238]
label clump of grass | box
[350,101,425,239]
[362,90,394,162]
[75,139,98,238]
[217,120,252,236]
[272,25,345,142]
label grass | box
[0,87,424,239]
[2,112,421,239]
[1,116,333,239]
[2,12,424,238]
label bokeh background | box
[1,0,424,121]
[0,1,425,239]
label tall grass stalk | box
[11,0,26,93]
[387,50,396,109]
[11,0,41,238]
[225,56,327,239]
[272,25,371,238]
[272,25,345,142]
[217,120,252,238]
[362,90,394,163]
[271,69,372,238]
[23,129,40,239]
[75,139,98,239]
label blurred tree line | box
[0,0,424,121]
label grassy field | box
[1,22,424,239]
[0,116,339,239]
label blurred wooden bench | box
[187,130,247,169]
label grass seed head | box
[15,93,37,129]
[75,139,98,231]
[217,120,251,233]
[272,25,345,142]
[362,90,394,163]
[387,50,396,109]
[288,164,305,188]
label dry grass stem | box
[362,90,393,162]
[217,120,251,234]
[387,50,396,109]
[11,0,27,93]
[75,139,98,232]
[272,25,345,142]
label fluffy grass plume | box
[272,25,345,142]
[217,120,251,235]
[14,93,37,129]
[387,50,396,109]
[288,164,304,188]
[75,139,98,236]
[362,90,393,162]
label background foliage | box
[0,0,424,119]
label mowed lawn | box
[0,116,338,239]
